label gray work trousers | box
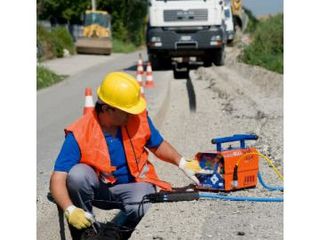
[66,163,156,228]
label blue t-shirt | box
[54,116,163,184]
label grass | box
[51,26,75,56]
[112,38,137,53]
[37,27,138,90]
[37,24,75,61]
[37,65,66,90]
[243,7,259,34]
[240,14,283,74]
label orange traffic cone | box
[144,62,155,88]
[83,87,94,115]
[136,54,144,86]
[140,84,145,98]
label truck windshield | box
[224,9,230,18]
[84,13,109,27]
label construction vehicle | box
[146,0,227,70]
[75,9,112,55]
[230,0,247,31]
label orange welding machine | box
[195,134,259,191]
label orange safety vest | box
[65,110,172,191]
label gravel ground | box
[131,42,283,239]
[39,36,283,239]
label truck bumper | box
[147,26,225,57]
[226,30,235,41]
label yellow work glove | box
[179,157,213,185]
[64,205,94,229]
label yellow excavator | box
[75,9,112,55]
[230,0,247,31]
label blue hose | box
[258,172,284,192]
[198,171,284,202]
[199,192,283,202]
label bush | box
[112,38,137,53]
[240,14,283,73]
[244,7,259,33]
[37,24,75,61]
[49,27,71,58]
[37,25,55,60]
[37,65,65,90]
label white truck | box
[224,0,235,43]
[146,0,227,69]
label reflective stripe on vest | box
[65,109,172,191]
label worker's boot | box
[68,224,85,240]
[120,228,134,240]
[100,222,124,240]
[80,222,131,240]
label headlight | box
[211,35,222,41]
[151,36,161,42]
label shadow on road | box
[186,75,196,112]
[123,65,137,71]
[172,63,199,113]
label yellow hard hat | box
[97,72,146,114]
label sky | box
[243,0,283,17]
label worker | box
[50,72,209,240]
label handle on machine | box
[211,134,258,151]
[145,191,200,203]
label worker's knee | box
[125,201,152,220]
[67,163,98,193]
[123,183,156,220]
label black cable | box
[137,195,151,219]
[85,196,151,230]
[90,198,152,206]
[124,126,141,172]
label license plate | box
[181,35,192,41]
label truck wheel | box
[149,55,157,69]
[158,57,172,70]
[203,59,212,67]
[149,54,161,70]
[149,55,171,70]
[213,48,225,66]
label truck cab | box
[146,0,227,68]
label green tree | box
[98,0,147,45]
[37,0,148,46]
[37,0,90,24]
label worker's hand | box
[179,157,213,185]
[64,205,94,229]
